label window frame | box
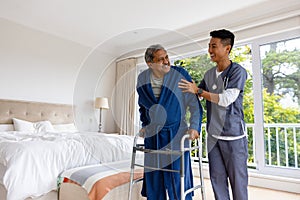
[250,29,300,178]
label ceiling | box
[0,0,270,48]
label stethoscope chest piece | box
[212,84,217,90]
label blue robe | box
[137,66,202,200]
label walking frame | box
[128,132,206,200]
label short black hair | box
[210,29,235,53]
[144,44,166,63]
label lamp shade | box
[95,97,109,109]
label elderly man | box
[137,44,203,200]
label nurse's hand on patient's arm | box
[179,79,220,104]
[178,79,198,94]
[187,129,199,140]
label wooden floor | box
[193,178,300,200]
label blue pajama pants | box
[141,154,193,200]
[141,127,193,200]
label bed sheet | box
[0,131,143,200]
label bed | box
[0,99,144,200]
[58,159,144,200]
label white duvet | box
[0,131,140,200]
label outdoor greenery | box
[175,40,300,168]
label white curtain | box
[113,58,137,135]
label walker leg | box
[128,134,139,200]
[198,138,206,200]
[181,136,206,200]
[180,151,185,200]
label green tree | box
[262,89,300,123]
[260,40,300,167]
[262,48,300,106]
[174,54,213,84]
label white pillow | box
[35,121,55,133]
[13,118,35,132]
[52,123,78,133]
[12,118,54,133]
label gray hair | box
[144,44,166,63]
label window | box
[260,37,300,169]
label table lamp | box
[95,97,109,132]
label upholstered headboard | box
[0,99,74,125]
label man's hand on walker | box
[138,128,145,138]
[187,129,199,140]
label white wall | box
[72,46,118,133]
[0,18,90,104]
[0,18,119,132]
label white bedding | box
[0,131,141,200]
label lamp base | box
[98,108,103,133]
[98,123,102,133]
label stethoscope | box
[212,60,233,90]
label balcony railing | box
[193,123,300,170]
[264,123,300,168]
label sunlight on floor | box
[193,178,300,200]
